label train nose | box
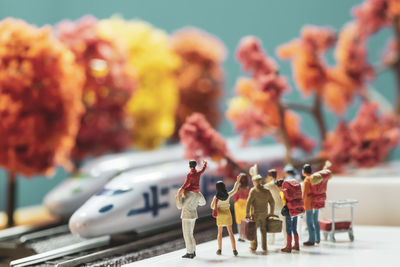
[44,192,71,218]
[69,211,93,237]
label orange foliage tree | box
[171,28,226,139]
[0,19,84,226]
[227,37,315,164]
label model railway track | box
[7,217,219,267]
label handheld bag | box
[240,218,256,241]
[212,199,219,218]
[266,215,282,233]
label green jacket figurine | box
[246,172,275,252]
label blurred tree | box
[170,27,226,139]
[0,19,84,226]
[55,16,137,163]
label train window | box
[96,188,111,196]
[96,188,132,196]
[99,204,113,213]
[112,188,132,196]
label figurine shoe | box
[216,249,222,255]
[292,245,300,251]
[182,253,195,259]
[233,250,238,256]
[303,241,315,246]
[281,247,292,253]
[238,238,245,242]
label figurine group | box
[176,159,332,258]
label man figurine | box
[246,172,275,253]
[178,160,207,197]
[283,164,301,182]
[264,169,285,245]
[302,161,332,246]
[176,160,207,259]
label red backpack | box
[282,180,304,217]
[310,170,332,209]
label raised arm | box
[228,181,240,198]
[198,160,207,174]
[323,160,332,170]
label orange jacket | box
[302,176,312,210]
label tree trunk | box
[393,16,400,114]
[312,93,327,141]
[277,102,293,165]
[6,172,16,227]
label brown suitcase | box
[240,218,256,241]
[266,215,282,233]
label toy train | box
[69,144,288,238]
[44,144,185,217]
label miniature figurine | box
[264,169,285,245]
[276,177,304,253]
[302,161,332,246]
[177,160,207,197]
[245,172,275,253]
[176,159,208,259]
[210,174,243,256]
[233,173,250,242]
[283,164,302,182]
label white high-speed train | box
[69,144,287,238]
[44,144,184,218]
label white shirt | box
[176,191,206,219]
[264,181,283,212]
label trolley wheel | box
[330,233,336,242]
[323,232,328,241]
[349,230,354,242]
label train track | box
[3,216,220,267]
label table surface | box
[125,225,398,267]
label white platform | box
[324,176,400,226]
[125,226,399,267]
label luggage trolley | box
[319,199,358,242]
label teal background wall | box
[0,0,397,211]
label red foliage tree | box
[55,16,137,162]
[321,103,400,172]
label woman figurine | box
[276,178,304,253]
[233,173,250,242]
[210,174,242,256]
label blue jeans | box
[285,215,298,236]
[306,209,320,243]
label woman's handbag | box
[281,205,289,216]
[212,199,219,218]
[266,215,283,233]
